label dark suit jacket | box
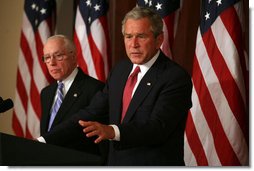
[42,52,193,166]
[40,68,104,154]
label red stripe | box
[185,110,209,165]
[16,69,28,113]
[73,31,89,74]
[20,32,33,75]
[87,31,106,81]
[12,70,27,138]
[220,7,249,143]
[202,29,248,142]
[221,6,249,94]
[12,111,24,137]
[29,78,41,119]
[163,13,175,49]
[192,53,240,165]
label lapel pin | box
[147,82,151,86]
[73,93,78,97]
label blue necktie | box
[48,81,64,131]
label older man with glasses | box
[40,35,105,156]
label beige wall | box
[0,0,24,135]
[0,0,73,135]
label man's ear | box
[156,32,164,49]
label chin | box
[130,57,142,64]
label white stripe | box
[190,85,221,166]
[91,19,109,77]
[196,29,248,165]
[75,8,98,79]
[13,90,26,135]
[26,99,40,138]
[212,16,246,107]
[38,21,51,44]
[18,48,31,96]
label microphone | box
[0,98,14,113]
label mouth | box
[130,51,142,56]
[50,68,61,74]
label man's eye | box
[137,34,146,38]
[44,56,50,60]
[125,35,132,39]
[55,54,63,58]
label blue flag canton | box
[137,0,179,18]
[79,0,109,33]
[25,0,55,31]
[200,0,239,35]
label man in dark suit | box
[39,7,192,165]
[40,35,104,154]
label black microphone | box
[0,98,14,113]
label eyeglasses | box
[42,51,72,63]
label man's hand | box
[79,120,115,144]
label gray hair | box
[47,34,76,53]
[121,6,163,37]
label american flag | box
[73,0,111,82]
[12,0,56,139]
[184,0,249,166]
[137,0,180,58]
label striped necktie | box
[48,81,64,131]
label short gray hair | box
[122,6,163,37]
[47,34,76,53]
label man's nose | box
[131,37,139,47]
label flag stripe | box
[13,0,56,139]
[185,0,248,166]
[193,29,239,165]
[74,0,111,82]
[220,6,249,100]
[74,31,89,74]
[204,26,248,147]
[75,8,98,79]
[87,32,105,81]
[187,84,221,165]
[185,111,209,166]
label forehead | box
[124,18,151,33]
[44,38,66,51]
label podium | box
[0,132,104,166]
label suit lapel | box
[41,82,57,134]
[121,67,157,123]
[111,62,133,124]
[122,54,165,123]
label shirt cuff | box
[110,124,120,141]
[37,136,46,143]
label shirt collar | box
[57,68,78,94]
[132,50,160,76]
